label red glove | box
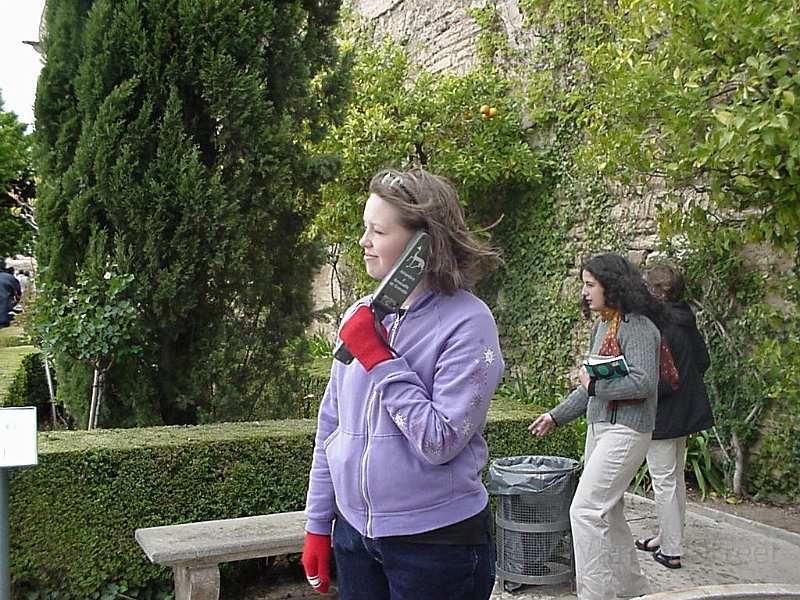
[338,305,393,371]
[301,532,331,594]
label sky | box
[0,0,48,129]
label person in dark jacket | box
[0,262,21,328]
[635,264,714,570]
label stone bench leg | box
[173,564,220,600]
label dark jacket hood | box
[668,300,697,328]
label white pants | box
[571,422,652,600]
[646,436,687,557]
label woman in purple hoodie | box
[302,168,505,599]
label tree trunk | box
[94,370,105,430]
[731,431,744,496]
[43,355,57,427]
[88,368,100,430]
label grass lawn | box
[0,322,37,400]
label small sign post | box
[0,407,38,600]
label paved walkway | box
[490,492,800,599]
[245,493,800,599]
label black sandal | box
[653,549,681,569]
[635,537,660,552]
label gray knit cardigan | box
[549,313,660,434]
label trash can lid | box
[490,455,581,475]
[487,455,581,495]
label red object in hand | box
[338,305,393,371]
[301,532,332,594]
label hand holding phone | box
[333,231,430,364]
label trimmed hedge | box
[2,351,54,427]
[9,398,581,598]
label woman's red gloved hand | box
[301,532,331,594]
[338,305,393,371]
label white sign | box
[0,407,38,468]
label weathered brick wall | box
[348,0,537,75]
[349,0,482,75]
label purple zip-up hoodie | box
[304,288,504,539]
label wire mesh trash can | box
[487,455,581,591]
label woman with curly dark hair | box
[528,252,677,600]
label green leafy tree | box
[33,0,348,426]
[312,33,544,291]
[0,94,34,257]
[29,266,140,429]
[581,0,800,250]
[307,27,582,402]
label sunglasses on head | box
[381,173,419,204]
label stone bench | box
[135,510,307,600]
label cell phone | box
[333,231,430,364]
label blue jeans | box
[332,517,496,600]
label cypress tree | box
[34,0,347,426]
